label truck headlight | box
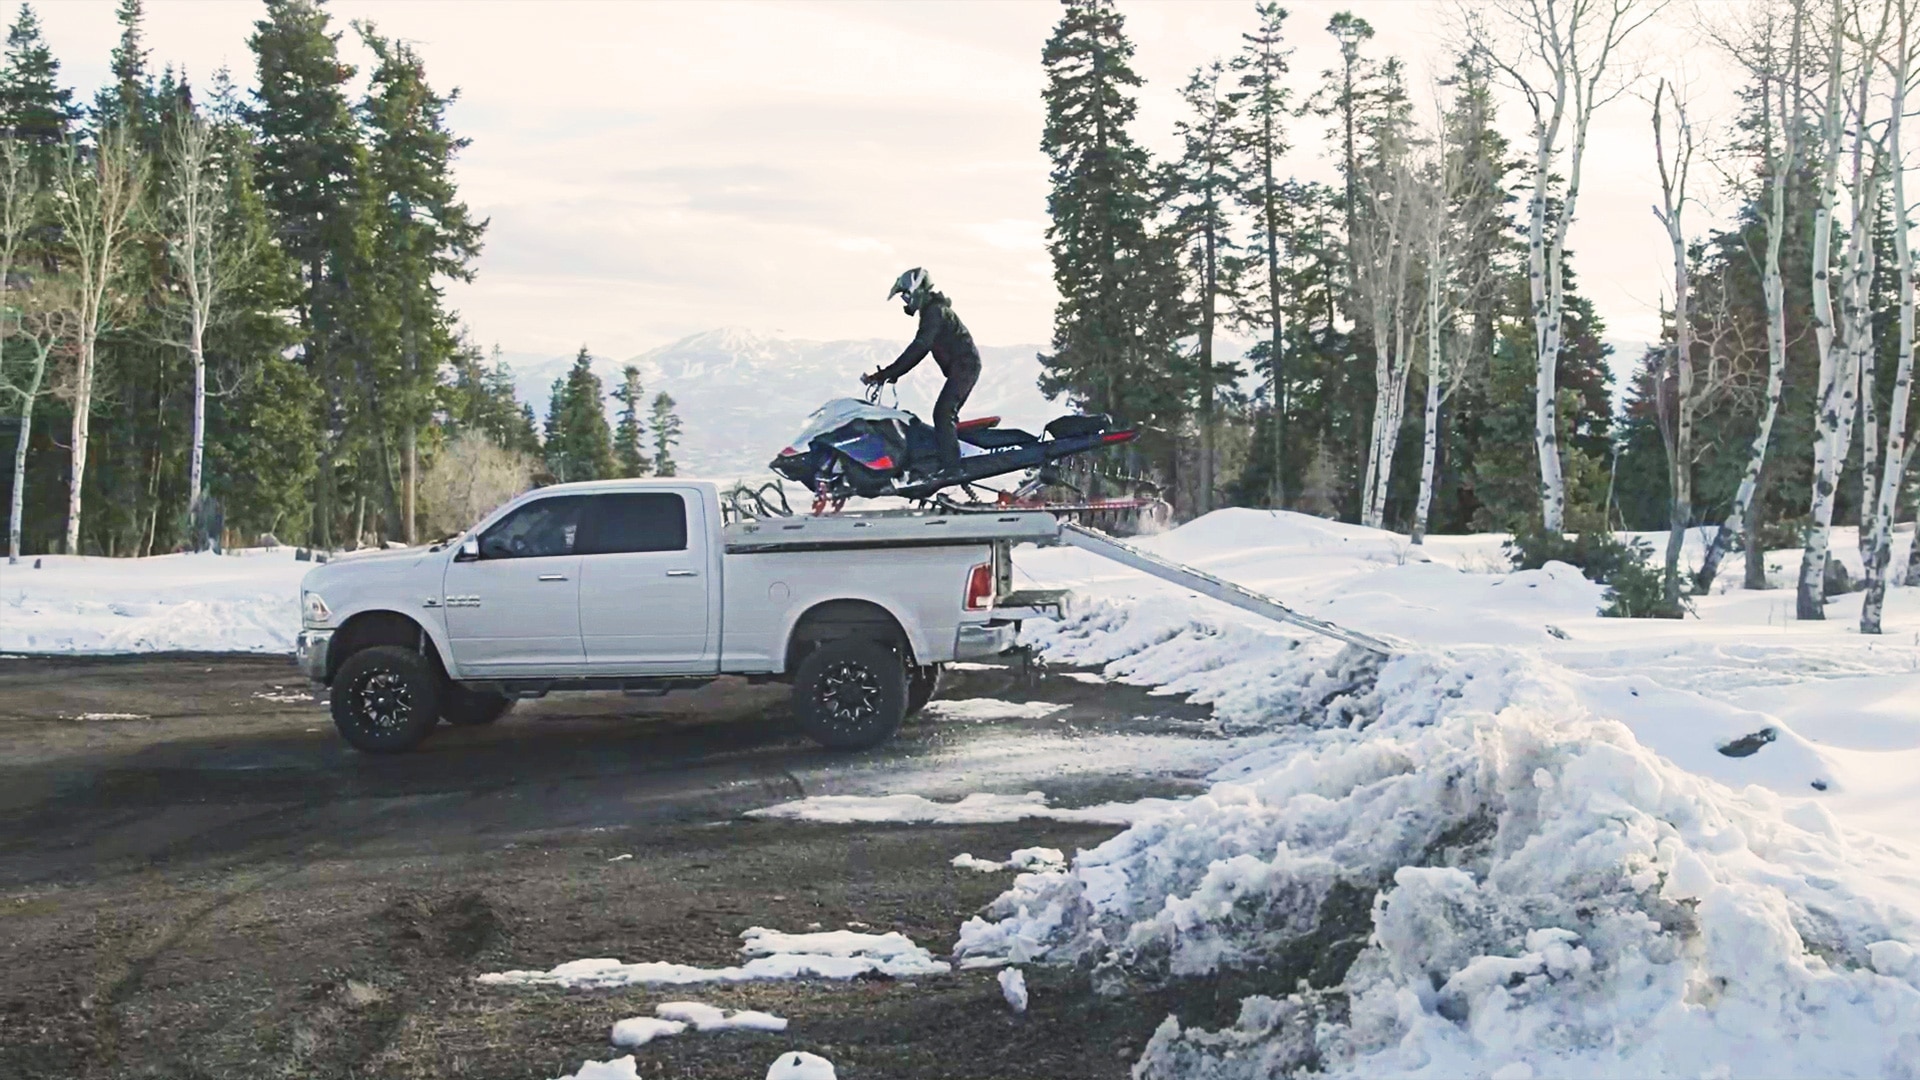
[303,591,332,626]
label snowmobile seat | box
[960,427,1038,450]
[956,416,1001,432]
[1045,414,1112,439]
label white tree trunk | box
[1862,11,1913,634]
[1414,254,1442,543]
[8,367,38,564]
[188,319,207,547]
[1796,7,1853,620]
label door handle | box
[666,569,699,577]
[538,574,569,582]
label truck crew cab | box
[294,479,1062,754]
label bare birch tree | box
[161,107,255,551]
[1473,0,1659,532]
[0,137,42,564]
[1862,0,1917,634]
[1354,151,1426,531]
[51,127,143,556]
[1650,77,1700,606]
[1797,0,1885,619]
[1696,0,1807,594]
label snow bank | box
[0,549,306,653]
[920,698,1069,722]
[747,790,1182,826]
[479,926,949,988]
[655,1000,788,1033]
[955,640,1920,1076]
[553,1056,639,1080]
[609,1016,684,1047]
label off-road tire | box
[792,638,908,750]
[441,683,513,727]
[331,645,442,753]
[906,663,942,717]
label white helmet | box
[887,267,933,314]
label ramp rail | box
[1056,522,1396,655]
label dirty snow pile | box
[0,548,307,653]
[480,926,948,988]
[954,510,1920,1078]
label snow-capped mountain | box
[506,328,1058,480]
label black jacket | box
[878,293,981,382]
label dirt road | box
[0,654,1231,1080]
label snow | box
[479,925,949,988]
[998,967,1028,1014]
[552,1056,639,1080]
[952,509,1920,1078]
[764,1050,837,1080]
[654,1001,788,1033]
[919,698,1069,722]
[951,847,1067,873]
[608,1017,685,1047]
[747,790,1182,826]
[0,548,306,654]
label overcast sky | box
[39,0,1745,373]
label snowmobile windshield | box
[781,398,917,456]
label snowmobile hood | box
[778,397,916,458]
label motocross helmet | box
[887,267,933,315]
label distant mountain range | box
[500,329,1061,480]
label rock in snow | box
[765,1050,837,1080]
[998,966,1028,1014]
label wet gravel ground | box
[0,654,1226,1079]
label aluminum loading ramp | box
[1057,522,1396,655]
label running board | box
[1056,522,1395,655]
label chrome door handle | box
[538,574,569,582]
[666,570,699,577]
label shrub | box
[1505,527,1689,619]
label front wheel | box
[792,638,908,750]
[331,645,442,754]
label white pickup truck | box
[295,479,1063,754]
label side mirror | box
[455,537,480,562]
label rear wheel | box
[906,664,942,716]
[441,683,513,727]
[331,645,441,753]
[792,638,908,750]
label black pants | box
[931,360,980,471]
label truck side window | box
[478,496,584,559]
[577,493,689,555]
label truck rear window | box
[577,493,688,554]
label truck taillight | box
[965,562,993,610]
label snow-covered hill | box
[505,329,1060,480]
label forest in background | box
[3,0,1917,632]
[1036,0,1920,627]
[0,0,678,562]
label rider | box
[863,268,981,473]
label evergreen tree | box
[247,0,368,547]
[444,343,538,457]
[357,22,484,542]
[649,391,681,477]
[93,0,154,132]
[611,364,651,478]
[0,3,77,169]
[1229,1,1293,505]
[1166,60,1243,513]
[1037,0,1185,441]
[543,347,615,482]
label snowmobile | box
[769,385,1138,509]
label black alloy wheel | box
[792,638,908,750]
[331,645,442,753]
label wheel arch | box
[783,598,914,675]
[326,609,446,682]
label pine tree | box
[247,0,368,548]
[93,0,153,132]
[543,347,615,482]
[444,343,538,457]
[0,4,78,171]
[357,22,484,543]
[1166,61,1243,514]
[1229,1,1293,506]
[1037,0,1183,434]
[611,364,651,478]
[649,391,682,477]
